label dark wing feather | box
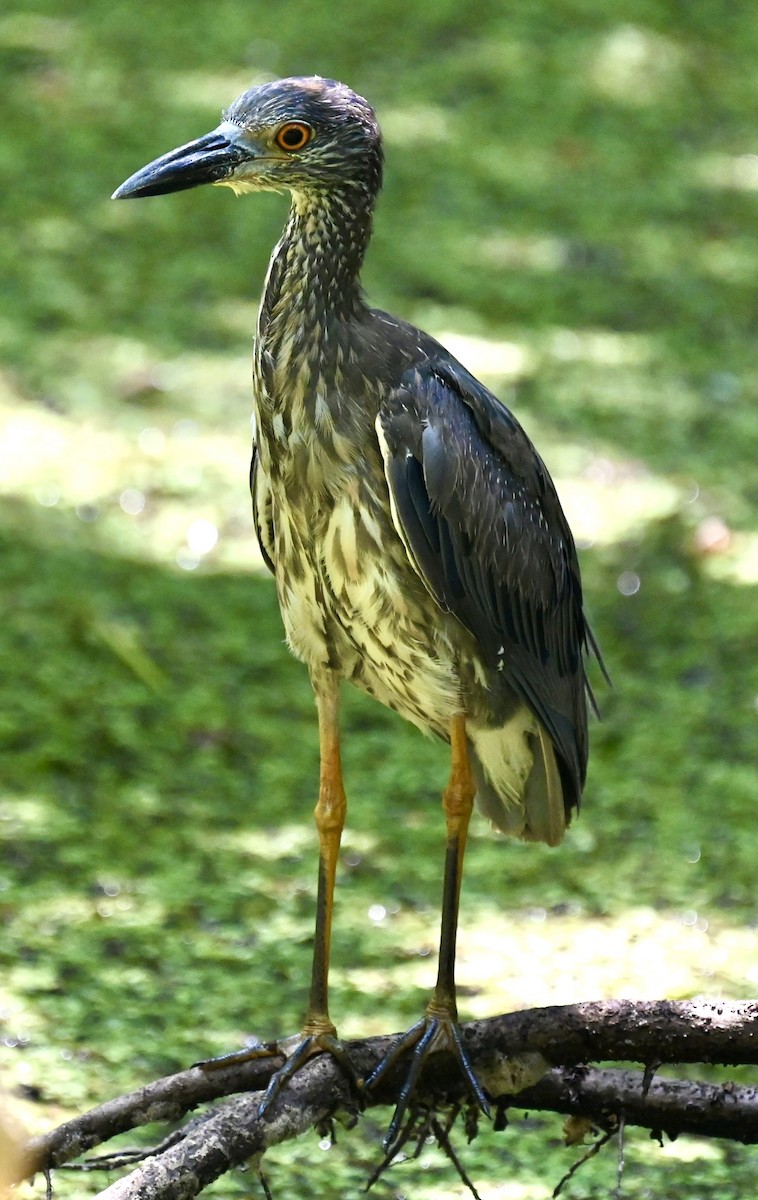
[377,356,599,804]
[250,444,276,576]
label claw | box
[195,1030,363,1117]
[366,1013,490,1154]
[250,1031,364,1118]
[257,1035,322,1116]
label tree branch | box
[17,999,758,1198]
[512,1067,758,1143]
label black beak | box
[112,128,251,199]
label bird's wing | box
[250,443,276,576]
[376,355,597,801]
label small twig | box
[258,1166,274,1200]
[614,1112,626,1199]
[431,1113,482,1200]
[553,1126,616,1197]
[641,1061,660,1099]
[56,1129,186,1173]
[364,1102,424,1191]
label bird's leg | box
[198,677,360,1108]
[303,675,345,1038]
[433,710,475,1020]
[254,675,362,1114]
[366,713,490,1150]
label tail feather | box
[470,712,568,847]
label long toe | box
[257,1030,364,1117]
[195,1039,282,1071]
[196,1030,363,1116]
[366,1013,491,1153]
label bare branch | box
[95,1056,357,1200]
[82,1069,758,1200]
[16,998,758,1199]
[512,1067,758,1143]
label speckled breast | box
[265,451,463,738]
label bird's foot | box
[197,1024,363,1118]
[195,1038,281,1071]
[365,1004,491,1154]
[256,1025,364,1118]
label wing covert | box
[377,357,595,796]
[250,443,276,576]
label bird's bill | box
[112,128,251,199]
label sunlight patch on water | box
[589,25,687,105]
[696,152,758,192]
[344,905,758,1023]
[433,330,531,377]
[659,1138,722,1163]
[164,70,272,113]
[380,104,451,146]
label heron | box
[113,75,603,1146]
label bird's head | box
[112,76,382,202]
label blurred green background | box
[2,0,757,1196]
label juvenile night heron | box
[114,76,603,1143]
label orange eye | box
[274,122,313,152]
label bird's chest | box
[257,424,461,734]
[252,328,461,731]
[264,432,400,671]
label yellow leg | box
[197,676,359,1110]
[248,676,360,1113]
[428,711,476,1020]
[366,713,489,1150]
[303,677,346,1036]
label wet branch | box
[16,999,758,1199]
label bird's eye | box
[274,122,313,152]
